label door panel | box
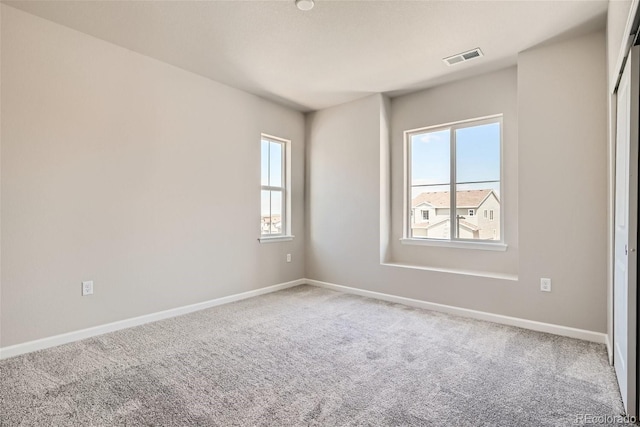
[614,46,639,417]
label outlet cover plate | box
[82,280,94,296]
[540,278,551,292]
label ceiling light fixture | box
[295,0,315,11]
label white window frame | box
[259,134,294,243]
[401,115,506,251]
[422,210,429,221]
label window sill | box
[400,238,507,252]
[258,235,295,244]
[382,262,518,281]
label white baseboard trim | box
[0,279,305,360]
[306,279,608,344]
[606,334,613,365]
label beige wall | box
[517,31,608,333]
[306,95,385,287]
[306,30,608,333]
[0,6,305,347]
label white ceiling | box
[4,0,608,112]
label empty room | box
[0,0,638,425]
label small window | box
[422,210,429,221]
[405,115,502,243]
[260,135,291,241]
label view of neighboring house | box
[261,215,282,234]
[411,189,500,240]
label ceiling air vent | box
[443,48,483,66]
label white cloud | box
[418,133,442,144]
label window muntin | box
[406,116,502,243]
[261,136,286,236]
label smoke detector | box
[443,48,483,66]
[296,0,314,10]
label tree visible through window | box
[406,116,502,242]
[261,136,286,236]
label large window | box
[260,135,289,239]
[405,115,502,245]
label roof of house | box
[261,215,281,224]
[412,189,497,209]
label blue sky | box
[411,122,500,197]
[261,139,283,188]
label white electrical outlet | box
[82,280,94,296]
[540,278,551,292]
[286,253,292,263]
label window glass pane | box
[456,123,500,183]
[261,190,271,235]
[455,122,500,241]
[410,189,451,240]
[270,190,283,235]
[260,190,283,235]
[411,129,450,187]
[261,140,269,187]
[410,129,450,240]
[269,141,283,187]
